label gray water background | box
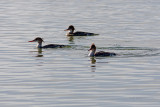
[0,0,160,107]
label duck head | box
[88,43,96,57]
[29,37,44,48]
[64,25,75,35]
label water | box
[0,0,160,107]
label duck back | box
[42,44,65,48]
[73,31,98,36]
[95,51,116,57]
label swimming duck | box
[64,25,99,36]
[88,43,116,57]
[28,37,65,48]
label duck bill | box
[28,40,35,42]
[64,29,69,31]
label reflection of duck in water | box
[88,43,116,57]
[67,36,74,43]
[29,37,66,48]
[90,57,96,72]
[90,57,96,64]
[64,25,99,36]
[36,48,43,57]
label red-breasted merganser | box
[64,25,99,36]
[28,37,65,48]
[88,43,116,57]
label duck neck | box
[69,29,74,34]
[67,29,74,36]
[37,42,42,48]
[88,50,96,57]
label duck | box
[28,37,66,48]
[88,43,116,57]
[64,25,99,36]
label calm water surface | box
[0,0,160,107]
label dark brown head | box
[88,43,96,51]
[28,37,44,43]
[64,25,75,31]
